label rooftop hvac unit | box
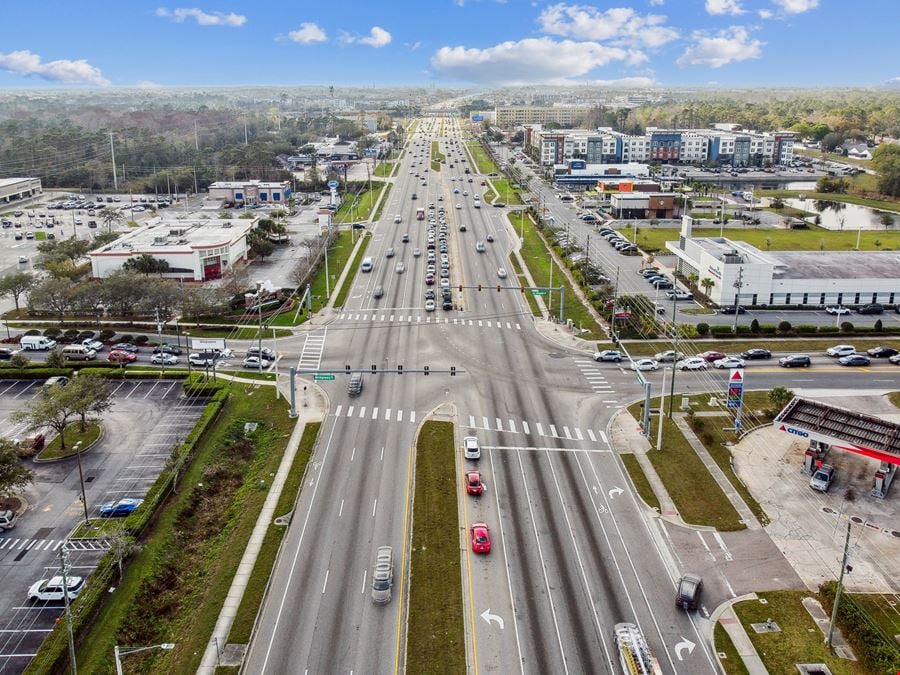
[153,236,167,245]
[178,238,188,244]
[222,223,232,228]
[169,228,186,236]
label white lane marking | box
[482,416,490,430]
[563,426,572,440]
[587,429,597,442]
[339,499,344,517]
[361,569,368,595]
[574,428,584,441]
[549,424,558,437]
[410,411,416,424]
[599,430,609,445]
[372,407,379,420]
[536,422,545,437]
[359,406,366,418]
[508,419,517,434]
[380,446,384,461]
[712,532,734,561]
[350,447,356,462]
[335,405,343,418]
[469,415,476,428]
[522,421,530,435]
[347,406,355,418]
[385,408,391,421]
[322,569,329,594]
[372,499,378,517]
[496,417,503,431]
[397,409,402,422]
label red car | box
[470,522,491,554]
[425,274,435,285]
[107,350,137,363]
[465,471,484,496]
[699,350,727,363]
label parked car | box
[740,348,771,360]
[81,338,104,352]
[630,358,659,372]
[675,574,703,611]
[99,498,144,518]
[153,344,182,355]
[867,346,898,358]
[779,354,811,368]
[825,305,850,315]
[676,357,708,371]
[470,522,491,554]
[0,510,18,531]
[719,306,746,315]
[593,350,622,363]
[713,356,745,369]
[857,303,884,315]
[665,290,693,301]
[839,354,870,367]
[825,344,856,357]
[809,464,835,492]
[113,343,140,353]
[28,576,85,603]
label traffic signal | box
[477,284,482,292]
[345,364,350,373]
[458,284,463,291]
[424,365,430,376]
[371,364,377,373]
[520,286,525,293]
[450,366,457,376]
[496,285,501,292]
[397,364,403,375]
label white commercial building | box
[90,216,258,281]
[208,180,291,205]
[667,217,900,307]
[0,177,42,204]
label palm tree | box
[98,207,124,233]
[700,277,715,299]
[687,272,699,290]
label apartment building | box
[494,105,591,128]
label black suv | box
[779,354,811,368]
[719,305,746,314]
[675,574,703,610]
[857,303,884,315]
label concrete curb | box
[33,422,106,464]
[708,594,771,675]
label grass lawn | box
[269,230,358,325]
[628,403,745,531]
[509,212,603,339]
[407,421,466,675]
[623,337,900,358]
[714,621,750,675]
[848,594,900,640]
[38,422,101,460]
[625,225,900,254]
[620,454,661,512]
[226,422,321,644]
[73,385,298,675]
[334,183,387,224]
[333,232,372,309]
[733,591,870,675]
[507,254,541,317]
[490,178,523,205]
[373,162,397,178]
[466,142,499,175]
[888,391,900,409]
[761,205,815,218]
[217,370,277,381]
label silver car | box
[809,465,835,492]
[371,546,393,604]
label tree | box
[686,272,699,290]
[138,279,180,319]
[249,235,275,261]
[9,353,29,368]
[28,277,76,323]
[871,144,900,197]
[107,523,142,582]
[122,254,171,276]
[98,206,124,233]
[37,237,91,264]
[64,374,113,432]
[881,213,894,229]
[91,231,120,248]
[768,386,794,412]
[700,277,715,298]
[45,347,66,369]
[181,286,228,325]
[100,270,145,316]
[14,382,78,451]
[0,272,36,311]
[0,438,32,499]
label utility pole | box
[194,120,199,152]
[667,290,679,417]
[257,293,264,375]
[60,546,78,675]
[732,266,744,333]
[826,520,852,649]
[109,133,118,191]
[244,122,249,146]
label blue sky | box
[1,0,897,89]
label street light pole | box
[74,442,88,526]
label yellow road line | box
[394,444,414,675]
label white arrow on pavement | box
[608,486,624,499]
[674,637,696,661]
[480,609,505,630]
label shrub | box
[98,330,116,341]
[759,324,777,335]
[710,325,733,336]
[840,321,855,332]
[43,327,62,338]
[749,318,760,334]
[134,335,149,345]
[696,322,710,336]
[117,334,134,344]
[777,320,792,334]
[24,329,40,336]
[76,331,94,340]
[817,325,839,334]
[795,324,818,335]
[820,581,900,674]
[874,319,883,332]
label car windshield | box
[373,578,390,590]
[814,471,829,480]
[475,532,487,543]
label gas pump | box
[803,440,830,476]
[871,462,896,499]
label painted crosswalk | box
[0,537,110,553]
[298,328,328,371]
[333,405,417,425]
[336,313,522,331]
[463,413,609,445]
[574,357,616,396]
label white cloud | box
[537,3,678,48]
[340,26,392,48]
[155,7,246,27]
[0,50,110,86]
[406,41,422,51]
[649,0,665,5]
[588,76,656,87]
[288,22,327,44]
[772,0,819,12]
[758,8,773,18]
[431,37,636,85]
[676,26,763,68]
[705,0,745,15]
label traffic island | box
[35,422,103,462]
[406,420,466,674]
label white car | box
[676,357,708,371]
[825,305,850,315]
[150,353,178,365]
[653,350,683,362]
[28,576,84,602]
[497,268,507,279]
[825,344,856,357]
[393,214,402,223]
[713,356,745,369]
[456,204,462,209]
[243,356,268,369]
[463,436,480,460]
[630,358,659,371]
[425,299,436,312]
[665,290,693,301]
[81,338,104,352]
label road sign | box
[191,338,225,351]
[727,368,744,409]
[531,289,548,296]
[313,374,335,381]
[327,180,339,189]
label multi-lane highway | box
[241,117,900,674]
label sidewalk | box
[714,597,770,675]
[325,229,369,312]
[673,413,762,530]
[197,386,326,673]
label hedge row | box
[819,582,900,674]
[0,367,72,379]
[23,378,228,675]
[697,320,900,338]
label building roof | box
[208,180,288,189]
[0,177,38,188]
[90,217,257,256]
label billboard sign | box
[472,115,484,121]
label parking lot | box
[0,379,205,673]
[732,392,900,593]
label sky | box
[0,0,898,89]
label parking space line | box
[549,424,558,437]
[142,382,159,399]
[495,417,503,431]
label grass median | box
[226,422,321,644]
[507,254,541,317]
[37,422,101,460]
[489,178,523,205]
[619,454,661,511]
[332,231,372,309]
[466,141,499,175]
[73,385,298,674]
[407,420,465,674]
[628,402,744,531]
[510,211,603,339]
[759,188,899,212]
[373,161,397,178]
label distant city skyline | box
[1,0,898,89]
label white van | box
[62,344,96,361]
[20,336,56,351]
[393,214,402,224]
[361,257,374,273]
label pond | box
[784,198,899,231]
